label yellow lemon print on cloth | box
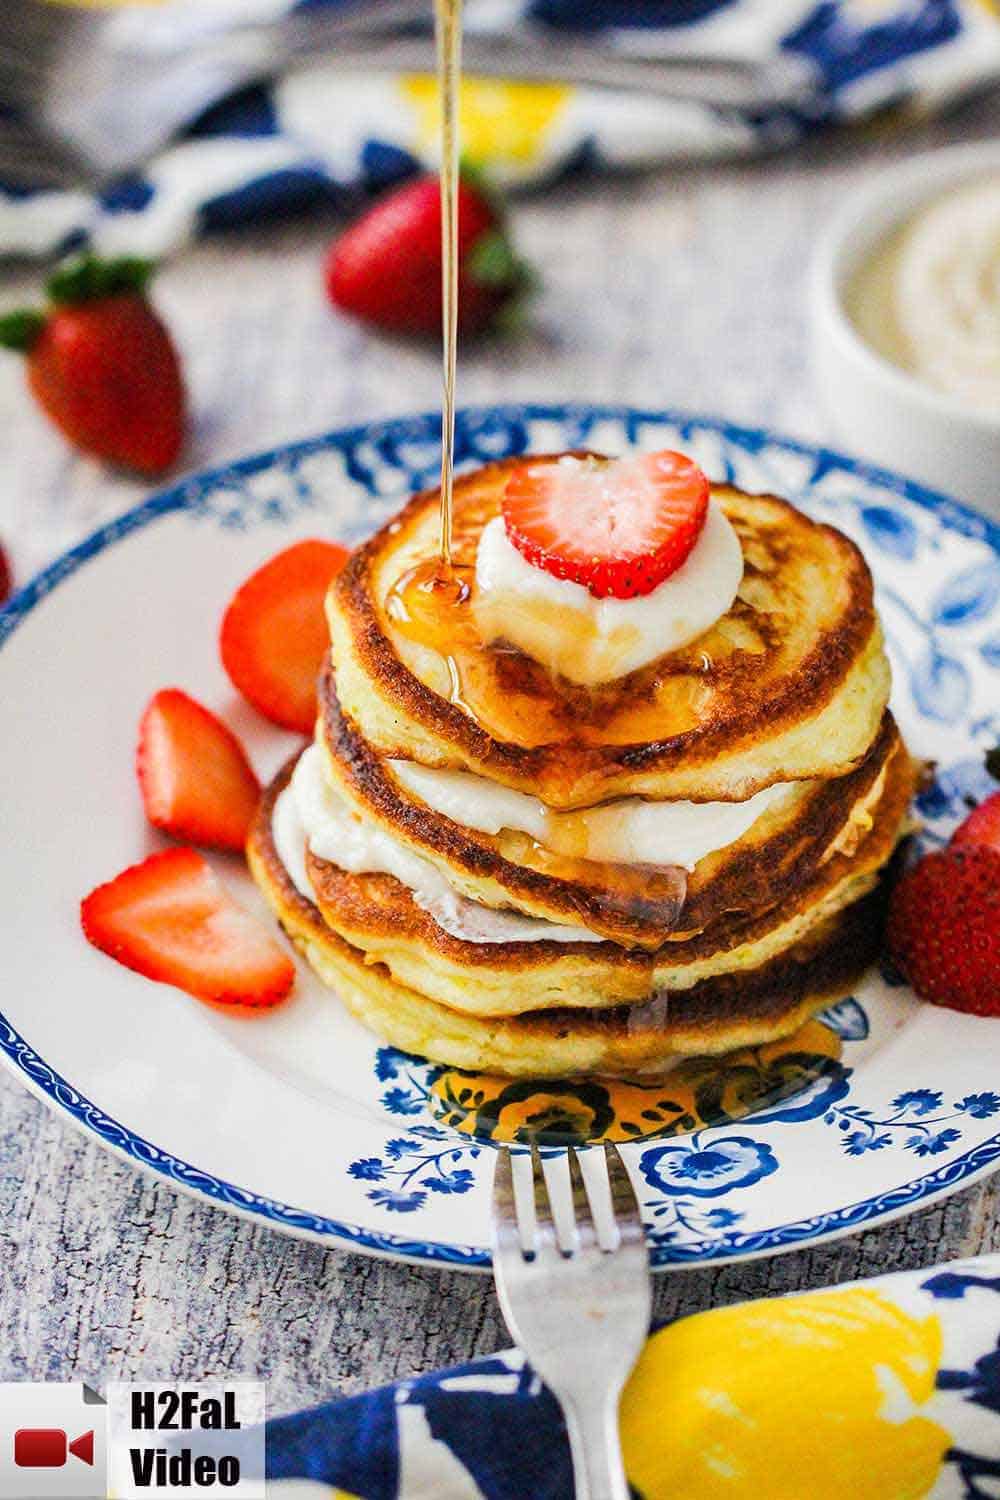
[402,77,570,168]
[429,1019,843,1146]
[620,1288,949,1500]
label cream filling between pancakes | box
[273,746,605,946]
[388,759,793,871]
[473,498,744,686]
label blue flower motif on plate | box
[368,1188,427,1214]
[348,1158,386,1182]
[893,1089,943,1116]
[959,1094,1000,1121]
[743,1061,851,1125]
[907,1128,963,1157]
[640,1136,779,1198]
[382,1086,425,1117]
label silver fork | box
[493,1143,651,1500]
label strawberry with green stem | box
[0,254,185,476]
[325,171,529,338]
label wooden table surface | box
[2,95,999,1412]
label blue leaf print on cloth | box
[528,0,736,27]
[910,648,971,723]
[938,1342,1000,1416]
[932,561,1000,628]
[924,1271,1000,1300]
[410,1352,569,1500]
[267,1383,401,1499]
[783,0,962,94]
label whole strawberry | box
[325,174,526,338]
[951,789,1000,853]
[0,255,185,476]
[887,791,1000,1015]
[0,544,10,607]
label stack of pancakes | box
[249,455,915,1078]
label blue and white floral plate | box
[1,405,998,1270]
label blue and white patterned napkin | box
[262,1253,1000,1498]
[4,0,1000,261]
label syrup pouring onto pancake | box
[384,0,472,665]
[436,0,461,571]
[396,0,725,707]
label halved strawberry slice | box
[220,539,349,734]
[137,689,259,852]
[502,450,710,600]
[81,847,295,1007]
[952,790,1000,853]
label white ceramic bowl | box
[811,142,1000,521]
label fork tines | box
[494,1141,646,1258]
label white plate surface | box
[1,404,998,1270]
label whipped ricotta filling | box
[273,745,605,946]
[473,495,744,686]
[389,759,791,872]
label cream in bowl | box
[846,174,1000,414]
[811,143,1000,519]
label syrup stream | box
[435,0,462,570]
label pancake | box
[250,739,915,1021]
[328,455,891,807]
[249,786,889,1076]
[318,664,902,949]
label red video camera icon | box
[14,1429,94,1468]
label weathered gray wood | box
[1,91,998,1410]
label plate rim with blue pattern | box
[0,402,998,1271]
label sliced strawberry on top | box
[220,539,349,734]
[137,689,259,852]
[502,450,710,600]
[81,847,294,1008]
[951,790,1000,853]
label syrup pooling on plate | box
[426,1018,844,1145]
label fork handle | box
[562,1386,631,1500]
